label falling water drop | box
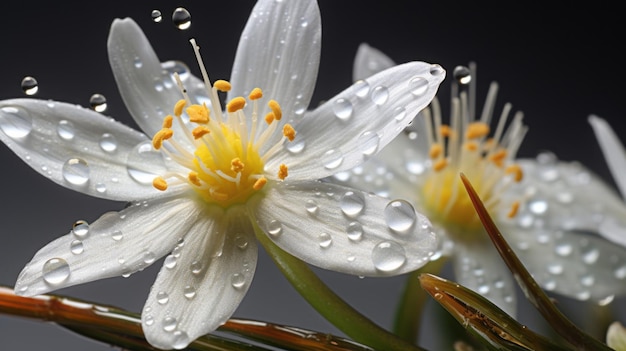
[453,66,471,85]
[151,9,163,23]
[172,7,191,30]
[89,94,107,112]
[21,76,38,95]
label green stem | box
[253,223,428,351]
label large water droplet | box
[172,331,190,350]
[372,241,406,272]
[408,76,429,96]
[151,9,163,23]
[354,80,370,98]
[42,258,70,285]
[162,316,177,332]
[384,200,416,233]
[89,94,107,113]
[99,133,118,153]
[232,273,245,289]
[317,233,332,248]
[0,106,33,138]
[126,141,167,184]
[57,120,75,140]
[347,222,363,241]
[183,285,196,299]
[156,291,169,305]
[357,131,379,156]
[340,191,365,217]
[371,86,389,105]
[21,76,38,95]
[453,66,471,85]
[172,7,191,30]
[321,149,343,169]
[267,220,283,237]
[72,220,90,238]
[333,98,353,121]
[62,158,90,185]
[70,240,84,255]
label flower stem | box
[254,224,428,351]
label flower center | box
[419,81,525,236]
[149,39,295,207]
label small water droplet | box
[172,7,191,30]
[70,240,84,254]
[614,265,626,279]
[267,220,283,237]
[286,139,305,154]
[111,230,123,241]
[555,242,573,256]
[317,233,332,248]
[434,292,443,300]
[547,262,563,275]
[235,235,248,250]
[347,222,363,241]
[333,98,353,121]
[231,273,245,289]
[190,261,203,275]
[143,251,156,264]
[162,316,177,332]
[161,61,191,81]
[393,106,407,121]
[371,86,389,105]
[62,158,90,185]
[57,120,75,140]
[453,66,471,85]
[99,133,118,153]
[528,200,548,215]
[183,285,196,299]
[134,56,143,68]
[582,247,600,265]
[340,191,365,217]
[89,94,107,113]
[384,200,416,233]
[0,106,33,138]
[357,131,379,156]
[172,331,190,350]
[21,76,38,95]
[164,255,177,269]
[127,141,167,184]
[42,258,70,285]
[72,220,90,238]
[95,183,107,193]
[144,315,154,326]
[156,291,169,304]
[321,149,343,169]
[354,80,370,98]
[408,76,429,96]
[151,9,162,23]
[372,241,406,272]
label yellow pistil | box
[153,176,168,191]
[465,122,490,139]
[253,177,267,190]
[249,88,263,100]
[214,80,231,92]
[227,97,246,113]
[268,100,282,120]
[174,99,187,117]
[278,164,289,180]
[231,158,245,173]
[187,103,210,124]
[283,124,296,141]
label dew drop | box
[95,183,107,193]
[267,220,283,237]
[164,255,177,269]
[318,233,333,248]
[172,331,190,350]
[384,200,416,233]
[614,265,626,279]
[340,191,365,217]
[372,241,406,272]
[321,149,343,169]
[21,76,38,95]
[393,106,407,121]
[408,76,429,96]
[453,66,471,85]
[190,261,203,275]
[305,199,319,214]
[161,61,191,82]
[354,80,370,98]
[528,200,548,215]
[286,139,305,154]
[0,106,33,138]
[63,158,90,185]
[156,291,169,305]
[143,251,156,264]
[357,131,379,156]
[183,285,196,299]
[89,94,107,113]
[235,235,248,250]
[42,258,70,285]
[347,222,363,241]
[582,247,600,265]
[172,7,191,30]
[162,316,177,332]
[72,220,90,238]
[151,9,163,23]
[231,273,245,289]
[333,98,353,121]
[126,141,167,184]
[57,120,75,140]
[371,86,389,105]
[144,315,154,326]
[70,240,84,255]
[554,242,573,257]
[99,133,118,153]
[111,230,123,241]
[547,262,563,275]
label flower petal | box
[272,61,445,180]
[451,240,517,317]
[108,18,185,139]
[352,43,396,81]
[249,181,438,277]
[228,0,320,124]
[15,194,200,297]
[0,98,174,200]
[142,209,257,350]
[588,115,626,200]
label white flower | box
[334,43,626,316]
[0,1,445,349]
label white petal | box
[352,43,396,81]
[0,98,173,200]
[228,0,320,126]
[142,209,257,350]
[588,115,626,200]
[15,194,200,297]
[607,321,626,351]
[249,181,438,277]
[108,18,184,139]
[272,61,445,180]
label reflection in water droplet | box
[305,199,319,214]
[409,76,429,96]
[232,273,245,289]
[95,183,107,193]
[183,285,196,299]
[21,76,38,95]
[151,9,163,23]
[347,222,363,241]
[358,131,379,156]
[172,331,190,349]
[372,241,406,272]
[72,220,90,238]
[0,106,33,138]
[340,191,365,217]
[318,233,332,248]
[354,80,370,98]
[143,251,156,264]
[43,258,70,285]
[286,139,305,154]
[156,291,169,304]
[111,230,123,241]
[62,158,90,185]
[70,240,84,255]
[371,86,389,105]
[127,141,167,184]
[321,149,343,169]
[393,106,407,121]
[384,200,416,233]
[333,98,353,121]
[172,7,191,30]
[89,94,107,113]
[99,133,118,153]
[57,120,75,140]
[162,316,177,332]
[268,220,283,237]
[453,66,471,85]
[190,261,203,275]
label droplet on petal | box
[340,191,365,217]
[62,158,90,185]
[384,200,416,233]
[72,220,90,238]
[408,76,429,96]
[370,86,389,105]
[57,120,75,140]
[99,133,118,153]
[42,258,70,285]
[372,241,406,272]
[333,98,353,121]
[0,106,33,139]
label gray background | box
[1,1,625,350]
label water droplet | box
[98,133,118,153]
[372,241,406,272]
[357,131,379,156]
[347,222,363,241]
[286,139,305,154]
[42,258,70,285]
[172,7,191,30]
[70,240,84,255]
[126,141,167,184]
[371,86,389,105]
[598,295,615,306]
[111,230,123,241]
[156,291,169,304]
[554,242,573,256]
[134,56,143,68]
[57,120,75,140]
[183,285,196,299]
[143,251,156,264]
[151,9,162,23]
[582,247,600,265]
[340,191,365,217]
[528,200,548,215]
[393,106,407,121]
[614,265,626,279]
[162,61,191,82]
[190,261,203,275]
[580,274,594,287]
[0,106,33,138]
[62,158,90,185]
[321,149,343,169]
[267,220,283,237]
[172,331,190,350]
[547,262,563,275]
[235,235,248,250]
[89,94,107,112]
[430,64,445,76]
[384,200,416,233]
[333,98,353,121]
[453,66,471,85]
[231,273,245,289]
[305,199,319,214]
[72,220,90,238]
[315,232,333,249]
[144,315,154,326]
[408,76,429,96]
[21,76,38,95]
[162,316,177,332]
[95,183,107,193]
[354,80,370,98]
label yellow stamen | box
[187,103,210,124]
[440,125,452,137]
[152,128,173,150]
[489,149,507,166]
[162,115,174,129]
[268,100,282,120]
[464,141,478,151]
[192,126,211,139]
[507,201,520,218]
[188,172,202,187]
[174,99,187,117]
[282,124,296,141]
[505,164,523,182]
[249,88,263,100]
[466,122,490,139]
[231,158,245,173]
[264,112,275,124]
[253,177,267,190]
[433,159,447,172]
[278,164,288,180]
[153,176,168,191]
[227,97,246,113]
[429,144,443,159]
[214,80,231,92]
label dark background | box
[1,1,625,350]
